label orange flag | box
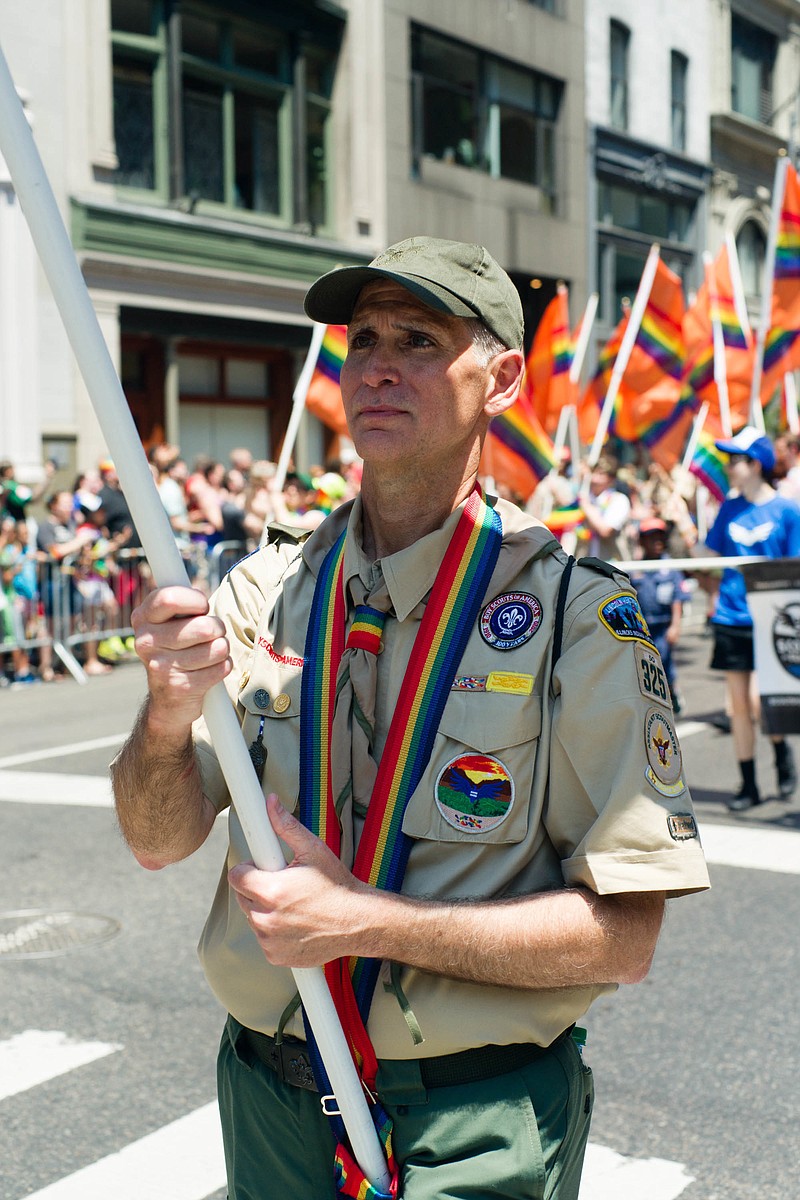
[304,325,349,435]
[682,244,753,432]
[762,161,800,401]
[615,258,685,397]
[526,285,576,434]
[580,307,629,446]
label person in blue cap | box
[692,426,800,810]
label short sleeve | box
[543,568,710,898]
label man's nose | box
[359,343,401,388]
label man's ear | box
[484,349,524,418]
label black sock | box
[774,740,790,768]
[739,759,757,791]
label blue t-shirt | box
[706,492,800,627]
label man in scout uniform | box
[112,236,710,1200]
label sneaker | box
[13,672,38,685]
[776,744,797,800]
[726,782,761,812]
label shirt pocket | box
[400,692,542,844]
[238,668,303,812]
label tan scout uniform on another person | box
[194,492,709,1060]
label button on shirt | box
[192,495,709,1059]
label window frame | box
[110,1,338,233]
[670,51,688,152]
[609,20,630,132]
[410,24,563,211]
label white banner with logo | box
[742,558,800,735]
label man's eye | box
[407,332,433,348]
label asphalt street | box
[0,629,798,1199]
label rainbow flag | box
[526,286,576,434]
[580,308,629,445]
[304,324,349,435]
[681,243,753,431]
[483,391,558,501]
[763,162,800,399]
[609,259,685,438]
[543,499,588,540]
[689,428,729,502]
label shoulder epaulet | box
[577,556,631,584]
[264,522,313,549]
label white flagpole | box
[750,153,790,430]
[785,371,800,433]
[274,321,327,493]
[725,230,753,343]
[588,244,661,466]
[570,291,599,385]
[704,252,732,437]
[682,401,710,471]
[0,45,391,1194]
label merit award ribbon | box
[299,485,503,1199]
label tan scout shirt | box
[194,494,709,1059]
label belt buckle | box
[278,1040,317,1092]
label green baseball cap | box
[304,236,524,350]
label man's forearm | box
[355,885,665,990]
[111,697,218,870]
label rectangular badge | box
[486,671,534,695]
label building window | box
[411,26,563,211]
[596,181,693,321]
[670,52,688,151]
[609,21,629,131]
[731,16,776,125]
[110,2,339,232]
[736,220,766,301]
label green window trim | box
[110,1,339,235]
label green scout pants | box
[217,1016,594,1200]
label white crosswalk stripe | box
[0,1030,121,1102]
[0,1028,695,1200]
[18,1103,226,1200]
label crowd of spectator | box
[4,428,800,778]
[0,445,360,686]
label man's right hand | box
[131,586,232,731]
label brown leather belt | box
[240,1025,572,1094]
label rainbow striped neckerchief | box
[299,484,503,1198]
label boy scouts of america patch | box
[480,592,542,650]
[643,707,686,797]
[598,592,655,649]
[435,752,514,832]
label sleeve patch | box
[667,813,699,841]
[598,591,656,649]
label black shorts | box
[710,623,754,672]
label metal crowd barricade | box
[0,539,251,685]
[4,542,762,686]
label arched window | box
[736,221,766,300]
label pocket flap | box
[437,691,541,754]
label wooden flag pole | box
[0,44,391,1195]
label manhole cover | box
[0,910,121,959]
